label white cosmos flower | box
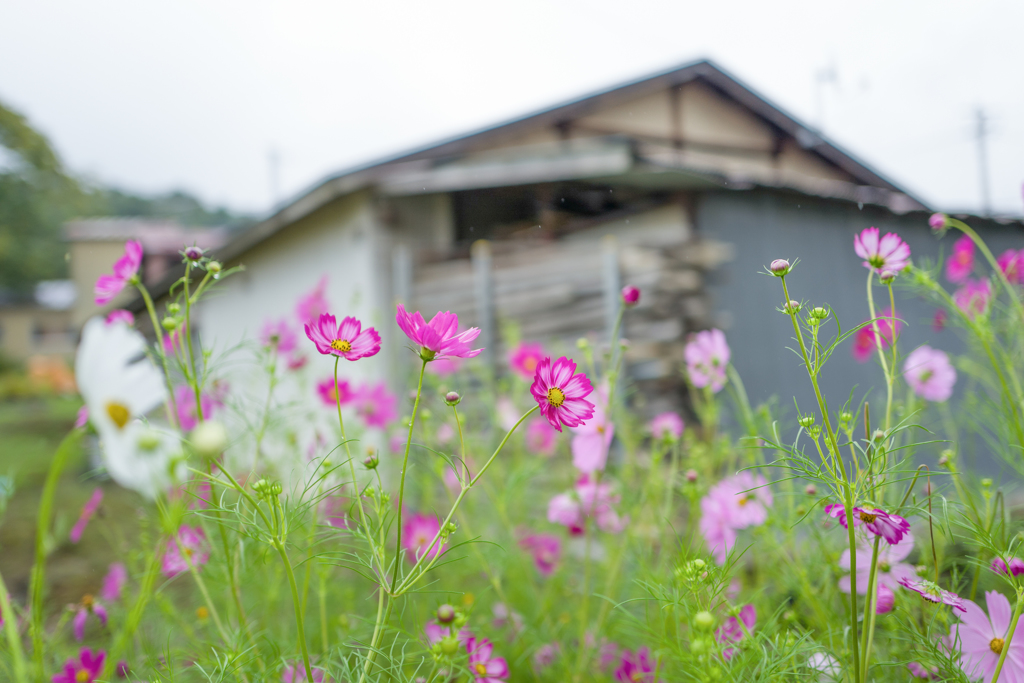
[76,317,182,498]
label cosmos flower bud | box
[783,300,801,314]
[183,245,204,261]
[685,469,698,483]
[810,306,829,320]
[191,421,228,459]
[436,604,456,624]
[879,270,897,284]
[769,259,791,276]
[798,416,815,429]
[928,213,948,232]
[207,261,222,275]
[805,484,817,496]
[575,337,590,350]
[136,429,161,451]
[444,391,461,406]
[694,611,715,630]
[621,285,641,306]
[363,453,379,470]
[439,636,461,657]
[161,316,180,331]
[872,429,886,442]
[167,303,181,315]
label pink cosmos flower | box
[467,637,509,683]
[320,494,350,530]
[104,309,134,326]
[175,385,222,431]
[354,382,398,429]
[73,595,108,642]
[992,557,1024,576]
[853,227,911,273]
[53,648,105,683]
[716,605,756,660]
[296,275,330,324]
[70,488,103,543]
[998,249,1024,284]
[709,472,773,528]
[825,504,910,545]
[700,493,738,564]
[496,397,520,432]
[75,405,89,428]
[287,352,308,370]
[261,318,297,353]
[685,329,730,392]
[316,378,355,408]
[101,563,127,602]
[532,643,560,672]
[547,493,584,535]
[907,662,938,680]
[508,342,547,381]
[903,346,957,403]
[839,532,916,606]
[519,534,561,575]
[932,308,948,332]
[162,525,210,577]
[547,475,626,535]
[876,584,895,614]
[570,391,613,473]
[282,662,328,682]
[424,621,472,646]
[402,513,446,562]
[530,356,595,432]
[395,304,482,361]
[94,240,143,305]
[436,422,455,445]
[851,308,901,363]
[525,418,558,456]
[614,647,660,683]
[900,577,967,612]
[953,278,992,320]
[947,590,1023,681]
[305,314,381,360]
[492,603,524,633]
[946,234,975,283]
[163,329,181,356]
[425,357,462,376]
[649,412,684,441]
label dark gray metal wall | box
[697,189,1023,470]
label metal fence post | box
[471,239,495,374]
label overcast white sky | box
[1,0,1021,217]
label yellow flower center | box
[738,497,748,507]
[547,387,565,407]
[331,339,352,352]
[106,401,131,429]
[991,637,1005,654]
[632,673,645,682]
[184,547,193,558]
[476,663,488,675]
[76,671,90,683]
[81,594,94,609]
[858,511,878,523]
[196,606,209,620]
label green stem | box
[182,262,205,423]
[134,280,181,426]
[390,360,428,592]
[991,589,1024,683]
[0,570,28,683]
[859,536,882,682]
[102,539,164,679]
[572,514,595,681]
[335,356,370,540]
[276,535,313,683]
[28,429,80,679]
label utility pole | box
[975,108,992,216]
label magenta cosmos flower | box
[296,275,330,323]
[954,278,992,320]
[525,417,558,456]
[851,308,901,363]
[530,356,595,432]
[70,488,103,543]
[649,412,684,441]
[261,318,297,353]
[305,313,381,360]
[162,525,210,577]
[685,329,730,392]
[402,513,446,562]
[570,391,613,473]
[853,226,911,273]
[94,240,143,305]
[395,304,482,361]
[73,594,108,641]
[998,249,1024,284]
[354,382,398,429]
[53,648,105,683]
[900,577,966,612]
[105,309,134,326]
[947,590,1022,681]
[467,637,509,683]
[825,504,910,545]
[316,377,355,407]
[717,605,756,660]
[903,346,956,402]
[839,532,916,609]
[508,341,546,380]
[281,662,328,682]
[101,562,127,602]
[174,385,222,431]
[621,285,641,306]
[946,234,975,283]
[547,475,627,535]
[992,557,1024,576]
[615,647,660,683]
[519,533,561,576]
[907,662,938,680]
